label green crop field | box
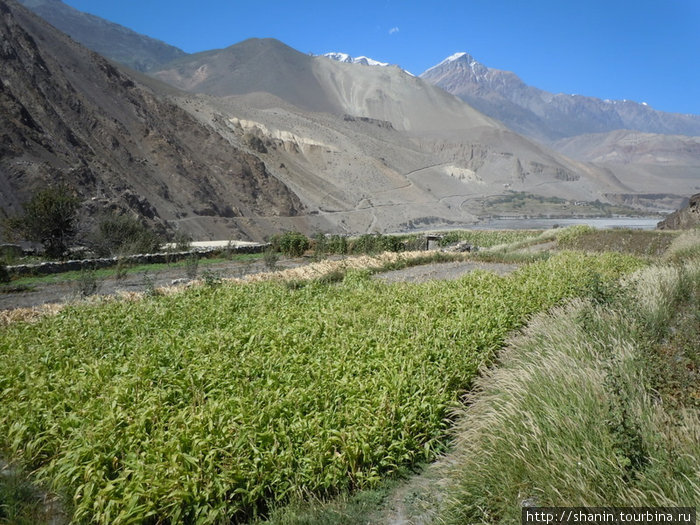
[0,251,645,523]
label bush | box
[263,248,279,270]
[184,254,199,280]
[90,214,162,257]
[4,184,80,259]
[349,233,404,254]
[271,231,310,257]
[75,267,99,297]
[326,234,349,255]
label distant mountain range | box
[16,0,187,71]
[419,52,700,142]
[2,0,698,240]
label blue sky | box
[62,0,700,115]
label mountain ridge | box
[4,1,696,238]
[420,52,700,141]
[15,0,187,71]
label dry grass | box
[439,259,700,524]
[664,228,700,262]
[558,228,678,257]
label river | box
[471,216,663,230]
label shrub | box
[326,234,349,255]
[171,231,192,252]
[201,270,223,288]
[75,267,99,297]
[349,233,404,254]
[263,248,279,270]
[4,184,80,259]
[90,214,162,257]
[184,254,199,280]
[271,231,310,257]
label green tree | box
[5,185,80,259]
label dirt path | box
[2,255,522,311]
[377,455,457,525]
[0,257,305,311]
[374,260,519,283]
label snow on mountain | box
[422,51,489,77]
[323,52,389,67]
[421,51,700,140]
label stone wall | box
[7,244,268,277]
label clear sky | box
[61,0,700,115]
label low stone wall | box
[7,244,268,277]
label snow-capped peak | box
[322,52,389,67]
[422,51,480,75]
[444,52,469,63]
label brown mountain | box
[0,0,306,241]
[149,38,657,234]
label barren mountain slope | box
[150,38,649,228]
[164,86,638,234]
[151,38,341,114]
[0,0,306,241]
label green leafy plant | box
[271,231,310,257]
[0,251,645,523]
[201,269,223,288]
[4,185,80,259]
[89,213,161,257]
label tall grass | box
[664,228,700,263]
[440,258,700,524]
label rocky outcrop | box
[657,193,700,230]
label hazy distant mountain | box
[552,130,700,166]
[421,52,700,142]
[16,0,187,71]
[1,0,304,241]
